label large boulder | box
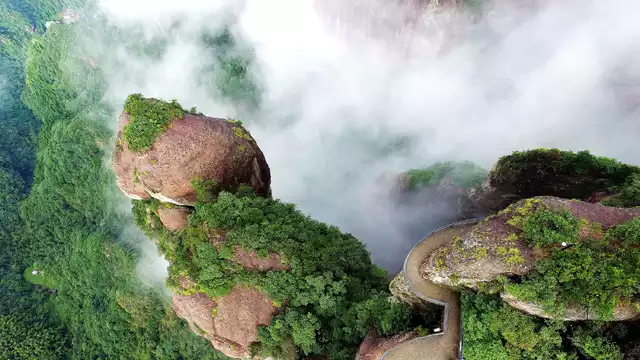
[157,206,190,231]
[465,149,639,216]
[355,329,418,360]
[172,286,277,358]
[423,196,640,289]
[113,98,270,206]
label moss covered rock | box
[466,149,640,216]
[112,94,270,206]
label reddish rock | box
[206,227,287,272]
[356,329,418,360]
[157,206,190,231]
[172,286,277,359]
[423,196,640,289]
[172,293,216,335]
[113,110,270,206]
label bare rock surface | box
[113,111,270,206]
[157,206,190,231]
[356,329,418,360]
[172,286,277,359]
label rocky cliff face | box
[113,108,270,206]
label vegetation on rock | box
[462,291,625,360]
[134,189,425,359]
[471,149,640,215]
[122,94,186,152]
[405,161,487,190]
[499,201,640,319]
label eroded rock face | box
[157,206,190,231]
[113,111,270,206]
[501,292,639,322]
[172,286,277,358]
[356,329,418,360]
[422,196,640,289]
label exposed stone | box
[206,227,287,272]
[172,293,216,336]
[157,206,190,231]
[172,286,277,359]
[356,329,418,360]
[113,110,270,206]
[501,292,640,321]
[213,286,277,358]
[422,196,640,289]
[389,272,438,314]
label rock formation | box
[421,195,640,321]
[465,149,637,216]
[157,206,190,231]
[113,104,270,206]
[501,292,639,322]
[172,286,277,358]
[423,196,640,288]
[355,329,418,360]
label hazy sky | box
[92,0,640,274]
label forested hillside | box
[0,3,252,358]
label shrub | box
[521,207,580,247]
[406,161,487,190]
[601,173,640,207]
[122,94,185,152]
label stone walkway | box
[382,220,480,360]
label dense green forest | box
[0,3,254,358]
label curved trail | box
[381,219,481,360]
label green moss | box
[505,248,525,267]
[475,248,488,260]
[231,125,254,141]
[132,167,140,184]
[496,247,508,257]
[122,93,185,152]
[405,161,488,190]
[450,274,460,285]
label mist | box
[86,0,640,275]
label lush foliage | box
[0,11,248,359]
[493,149,640,202]
[506,215,640,319]
[122,94,185,152]
[406,161,487,190]
[521,207,580,247]
[462,291,628,360]
[571,328,623,360]
[601,173,640,207]
[135,190,422,359]
[462,291,575,360]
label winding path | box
[381,219,481,360]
